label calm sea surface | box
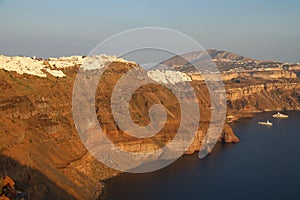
[103,111,300,200]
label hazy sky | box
[0,0,299,62]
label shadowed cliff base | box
[0,155,75,200]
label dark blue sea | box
[103,111,300,200]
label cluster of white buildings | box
[2,54,294,84]
[147,69,191,84]
[0,55,50,77]
[0,54,194,85]
[0,55,135,78]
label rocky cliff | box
[225,79,300,119]
[0,54,300,199]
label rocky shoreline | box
[0,53,299,199]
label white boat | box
[258,120,273,126]
[272,112,289,118]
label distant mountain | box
[206,49,255,62]
[153,49,285,72]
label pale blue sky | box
[0,0,299,62]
